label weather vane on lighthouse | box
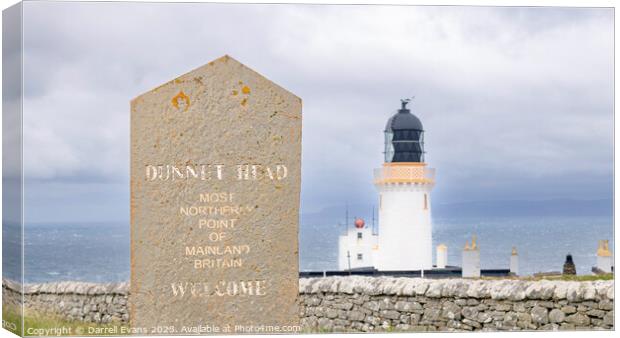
[400,96,415,109]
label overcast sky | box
[17,2,613,222]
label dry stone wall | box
[2,279,128,324]
[299,277,614,332]
[3,277,614,331]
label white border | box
[0,1,616,338]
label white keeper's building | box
[338,99,436,271]
[337,218,378,270]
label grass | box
[2,306,22,336]
[548,273,614,281]
[2,307,129,336]
[479,273,614,281]
[521,273,614,282]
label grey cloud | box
[19,3,613,219]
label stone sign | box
[130,55,301,334]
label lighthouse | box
[374,99,435,271]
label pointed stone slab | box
[130,55,301,332]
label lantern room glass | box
[384,129,424,163]
[384,130,395,162]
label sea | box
[2,215,614,283]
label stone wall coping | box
[299,276,614,302]
[3,277,614,301]
[2,279,129,295]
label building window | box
[357,232,363,239]
[379,194,383,210]
[424,194,428,210]
[357,253,363,260]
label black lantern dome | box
[384,99,425,163]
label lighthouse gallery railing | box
[374,165,435,185]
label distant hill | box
[301,198,613,228]
[432,198,613,218]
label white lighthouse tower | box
[374,99,435,271]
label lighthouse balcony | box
[374,163,435,185]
